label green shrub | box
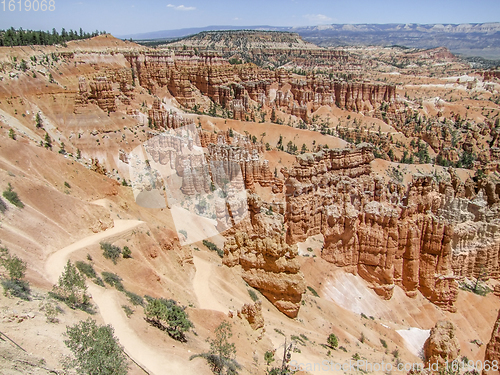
[202,240,224,258]
[100,242,122,264]
[75,261,96,279]
[361,312,368,319]
[64,318,129,375]
[125,290,144,306]
[94,277,105,287]
[43,301,61,323]
[0,197,7,214]
[274,328,285,336]
[122,246,132,259]
[190,321,240,374]
[51,260,91,311]
[0,247,30,300]
[327,333,338,349]
[144,297,193,342]
[352,353,360,361]
[307,286,319,297]
[122,305,134,318]
[380,339,387,348]
[101,272,124,291]
[264,350,275,365]
[3,183,24,208]
[248,289,259,302]
[1,279,30,300]
[64,181,71,189]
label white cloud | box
[167,4,196,11]
[304,14,333,24]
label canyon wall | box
[284,145,500,311]
[124,51,395,121]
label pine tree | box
[65,318,129,375]
[35,112,42,128]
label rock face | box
[485,310,500,371]
[76,75,117,112]
[124,50,395,121]
[223,194,306,318]
[284,146,500,311]
[424,321,460,366]
[237,301,264,330]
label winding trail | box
[45,220,143,284]
[44,219,201,375]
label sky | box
[0,0,499,36]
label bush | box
[42,301,61,323]
[1,279,30,300]
[64,318,129,375]
[0,249,27,281]
[122,305,134,318]
[190,321,240,374]
[144,298,193,342]
[75,261,96,279]
[380,338,387,348]
[100,242,122,264]
[122,246,132,259]
[264,350,275,365]
[101,272,125,291]
[3,183,24,208]
[327,333,338,349]
[248,289,259,302]
[202,240,224,258]
[307,286,319,297]
[51,260,91,311]
[0,197,7,214]
[0,247,30,300]
[125,290,144,306]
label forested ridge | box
[0,27,106,46]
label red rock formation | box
[485,310,500,375]
[88,76,117,112]
[237,301,264,330]
[283,146,500,310]
[125,51,395,119]
[223,194,306,318]
[481,71,500,82]
[424,320,460,367]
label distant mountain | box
[292,23,500,60]
[118,25,282,40]
[119,23,500,59]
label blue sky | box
[0,0,499,36]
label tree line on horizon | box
[0,27,107,47]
